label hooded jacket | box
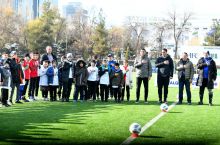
[75,59,88,86]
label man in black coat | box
[196,51,217,106]
[41,46,57,64]
[155,48,174,103]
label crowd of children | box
[0,49,133,107]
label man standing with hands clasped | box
[155,48,174,104]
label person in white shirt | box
[39,60,49,101]
[47,60,59,101]
[98,60,110,102]
[87,60,98,101]
[120,60,133,102]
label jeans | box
[178,79,191,103]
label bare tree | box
[166,11,193,59]
[125,16,148,55]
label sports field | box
[0,74,219,145]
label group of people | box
[134,48,217,106]
[0,46,217,107]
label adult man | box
[196,51,217,106]
[176,52,194,105]
[41,46,57,64]
[155,48,174,103]
[134,48,152,103]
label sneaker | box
[15,100,23,104]
[187,102,192,105]
[209,103,213,106]
[158,101,162,104]
[144,101,148,104]
[135,101,139,104]
[73,100,77,103]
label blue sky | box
[59,0,220,26]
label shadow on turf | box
[0,102,117,145]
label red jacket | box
[29,59,39,78]
[23,60,30,80]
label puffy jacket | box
[176,58,194,80]
[134,55,152,78]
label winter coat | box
[196,57,217,89]
[41,53,57,64]
[176,58,194,80]
[75,60,88,86]
[98,65,109,85]
[155,54,174,78]
[47,66,59,86]
[120,65,133,87]
[39,66,48,86]
[110,68,124,88]
[8,58,24,84]
[134,54,152,78]
[0,66,11,87]
[61,60,75,83]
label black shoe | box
[15,101,23,104]
[177,102,182,105]
[198,102,203,105]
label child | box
[110,63,124,103]
[28,52,39,101]
[87,60,98,101]
[120,60,133,102]
[19,59,27,102]
[39,60,49,101]
[21,53,30,101]
[47,60,59,101]
[57,55,66,100]
[98,60,110,102]
[61,53,75,102]
[73,59,88,102]
[0,60,11,107]
[8,51,24,104]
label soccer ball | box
[160,103,169,112]
[129,123,141,134]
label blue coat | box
[46,66,54,84]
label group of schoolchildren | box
[0,48,133,107]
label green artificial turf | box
[0,74,219,145]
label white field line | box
[121,101,178,145]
